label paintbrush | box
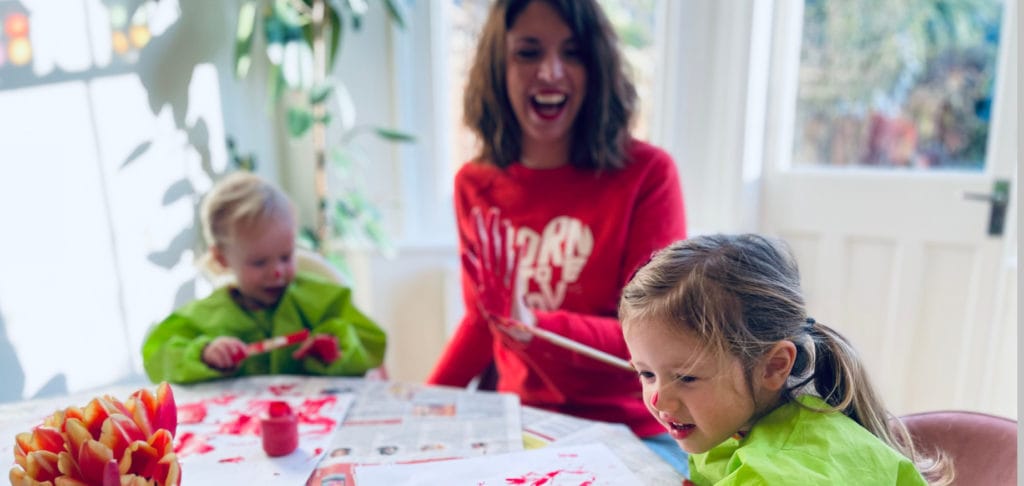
[227,329,312,365]
[245,329,310,355]
[522,326,633,372]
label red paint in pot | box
[261,401,298,457]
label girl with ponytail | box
[619,234,952,485]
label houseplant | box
[233,0,413,273]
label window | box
[791,0,1004,170]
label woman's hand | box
[203,336,247,370]
[465,206,535,342]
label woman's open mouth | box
[530,92,567,120]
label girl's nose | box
[538,53,565,82]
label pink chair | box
[899,410,1017,485]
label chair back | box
[295,248,349,285]
[899,410,1017,485]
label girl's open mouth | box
[668,420,696,440]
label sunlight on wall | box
[0,0,228,401]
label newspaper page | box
[307,382,522,486]
[520,405,685,485]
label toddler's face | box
[217,216,296,308]
[624,320,757,455]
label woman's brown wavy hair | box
[463,0,637,169]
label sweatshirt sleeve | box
[141,312,226,384]
[427,171,497,386]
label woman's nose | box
[538,53,565,82]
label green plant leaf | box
[234,1,258,79]
[273,0,309,27]
[310,84,334,105]
[326,4,343,71]
[374,127,416,142]
[287,107,315,137]
[266,63,286,107]
[382,0,406,29]
[344,0,367,30]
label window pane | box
[793,0,1003,170]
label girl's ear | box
[759,341,797,391]
[211,245,229,269]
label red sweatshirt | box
[428,140,687,437]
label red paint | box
[174,432,214,457]
[295,396,339,434]
[177,402,208,424]
[217,412,259,436]
[651,391,659,408]
[268,384,297,396]
[218,456,244,463]
[261,401,298,457]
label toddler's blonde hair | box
[197,172,295,275]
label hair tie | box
[804,317,816,332]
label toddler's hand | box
[292,334,340,364]
[203,337,247,370]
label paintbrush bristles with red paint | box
[245,329,310,355]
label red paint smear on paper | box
[218,456,244,463]
[295,396,338,434]
[177,402,208,424]
[268,384,297,396]
[215,396,339,437]
[174,432,215,457]
[504,469,594,486]
[217,413,260,436]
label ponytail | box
[795,320,955,486]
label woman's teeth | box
[533,93,566,105]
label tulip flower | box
[9,382,181,486]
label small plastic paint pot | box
[261,401,298,457]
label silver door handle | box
[961,179,1010,236]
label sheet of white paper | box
[171,376,356,485]
[353,443,643,486]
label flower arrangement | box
[9,382,180,486]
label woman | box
[427,0,688,474]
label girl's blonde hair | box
[619,234,953,485]
[197,172,295,275]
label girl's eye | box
[250,259,267,267]
[676,375,698,384]
[637,370,655,382]
[563,47,582,61]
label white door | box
[760,0,1017,418]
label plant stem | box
[311,0,329,254]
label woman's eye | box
[515,48,540,60]
[563,47,582,61]
[637,371,655,381]
[677,375,698,384]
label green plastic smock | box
[689,395,927,485]
[142,272,386,384]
